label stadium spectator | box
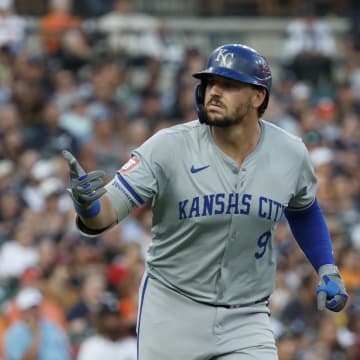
[281,2,337,95]
[0,221,38,279]
[4,287,71,360]
[81,103,125,174]
[40,0,81,57]
[25,100,80,158]
[66,271,107,355]
[280,273,321,334]
[4,268,68,331]
[59,91,92,144]
[0,0,27,54]
[339,247,360,292]
[97,0,163,61]
[73,0,113,17]
[0,190,22,243]
[310,313,348,359]
[76,293,136,360]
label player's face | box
[202,76,258,128]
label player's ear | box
[252,86,266,109]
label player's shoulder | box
[146,120,202,144]
[134,120,201,156]
[155,120,201,137]
[262,119,303,144]
[261,119,307,155]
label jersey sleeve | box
[287,144,317,209]
[106,129,173,213]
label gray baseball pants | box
[136,274,278,360]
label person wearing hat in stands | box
[4,287,71,360]
[76,292,137,360]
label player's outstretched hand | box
[63,150,106,217]
[316,264,348,312]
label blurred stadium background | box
[0,0,360,359]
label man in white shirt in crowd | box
[77,293,137,360]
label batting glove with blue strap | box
[316,264,348,312]
[63,150,106,218]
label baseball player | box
[64,44,348,359]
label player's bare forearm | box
[78,194,117,230]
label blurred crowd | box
[0,0,360,359]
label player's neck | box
[211,120,261,166]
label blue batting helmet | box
[193,44,272,120]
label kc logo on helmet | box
[215,49,234,67]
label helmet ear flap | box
[195,82,205,106]
[194,82,206,123]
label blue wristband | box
[74,199,101,218]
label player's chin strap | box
[285,198,348,312]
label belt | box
[204,295,270,309]
[148,274,269,309]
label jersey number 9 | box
[254,231,271,259]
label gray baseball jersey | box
[106,119,316,306]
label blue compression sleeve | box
[284,198,335,271]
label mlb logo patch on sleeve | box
[119,156,140,173]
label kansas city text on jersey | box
[178,193,285,222]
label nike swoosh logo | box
[191,165,210,173]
